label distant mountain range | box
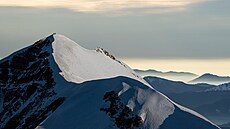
[145,76,230,125]
[135,69,230,85]
[189,73,230,85]
[144,76,215,94]
[206,82,230,92]
[134,69,198,82]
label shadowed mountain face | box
[134,69,198,82]
[0,34,220,129]
[145,76,230,125]
[221,122,230,128]
[189,73,230,85]
[195,99,230,117]
[0,36,65,128]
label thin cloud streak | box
[0,0,207,13]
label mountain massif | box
[0,34,220,129]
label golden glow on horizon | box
[122,58,230,76]
[0,0,206,13]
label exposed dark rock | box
[11,55,29,70]
[100,91,143,129]
[38,51,50,59]
[3,97,65,129]
[0,60,10,68]
[0,35,65,129]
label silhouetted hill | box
[135,69,198,82]
[189,73,230,85]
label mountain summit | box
[51,34,145,84]
[0,34,220,129]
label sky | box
[0,0,230,75]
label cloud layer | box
[0,0,207,13]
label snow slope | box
[52,34,146,85]
[37,77,175,129]
[37,77,219,129]
[40,34,219,129]
[0,34,220,129]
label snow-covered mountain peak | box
[53,34,85,49]
[52,34,146,85]
[0,34,220,129]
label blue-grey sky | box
[0,0,230,59]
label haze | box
[0,0,229,75]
